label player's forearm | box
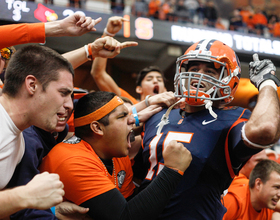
[246,85,280,145]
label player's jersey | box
[140,107,261,220]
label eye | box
[189,66,199,72]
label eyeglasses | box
[0,47,13,60]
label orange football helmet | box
[174,39,241,107]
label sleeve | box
[0,23,45,49]
[119,88,139,105]
[225,109,261,177]
[10,208,57,220]
[80,166,183,220]
[222,192,240,220]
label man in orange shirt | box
[223,159,280,219]
[40,91,192,220]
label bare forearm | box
[0,186,29,218]
[91,57,121,95]
[63,47,88,69]
[44,21,66,37]
[245,86,280,145]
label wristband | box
[166,165,184,176]
[145,95,151,107]
[87,43,93,61]
[259,79,277,91]
[104,28,115,37]
[84,44,93,61]
[132,106,140,126]
[241,124,274,149]
[51,206,55,215]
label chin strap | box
[156,98,185,135]
[156,88,218,135]
[204,99,217,119]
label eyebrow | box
[60,88,73,95]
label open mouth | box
[191,81,205,90]
[127,130,135,148]
[153,85,159,94]
[57,114,67,122]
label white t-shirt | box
[0,103,25,189]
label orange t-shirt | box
[40,137,135,205]
[222,174,273,220]
[252,13,267,26]
[0,23,45,49]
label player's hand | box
[60,12,102,36]
[163,140,192,173]
[105,16,129,36]
[55,201,92,220]
[249,53,279,90]
[91,36,138,59]
[23,172,64,209]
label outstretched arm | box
[0,13,102,49]
[63,36,138,69]
[91,16,131,95]
[243,54,280,148]
[45,12,102,37]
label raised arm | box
[45,12,102,37]
[0,13,101,49]
[91,16,131,95]
[243,54,280,148]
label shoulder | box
[218,106,251,120]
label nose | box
[64,95,73,111]
[277,190,280,198]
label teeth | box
[192,82,204,88]
[59,117,66,121]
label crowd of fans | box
[131,0,280,38]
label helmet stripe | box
[195,39,216,51]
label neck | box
[250,188,263,212]
[0,94,31,131]
[84,137,113,160]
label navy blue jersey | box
[7,125,68,220]
[140,107,261,220]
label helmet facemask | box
[174,51,240,108]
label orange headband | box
[74,96,124,127]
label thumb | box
[75,206,89,214]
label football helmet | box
[174,39,241,107]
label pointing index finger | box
[119,41,138,49]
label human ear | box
[90,121,104,136]
[136,86,142,94]
[25,75,37,95]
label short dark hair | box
[136,66,165,86]
[3,45,74,97]
[74,91,116,139]
[249,159,280,188]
